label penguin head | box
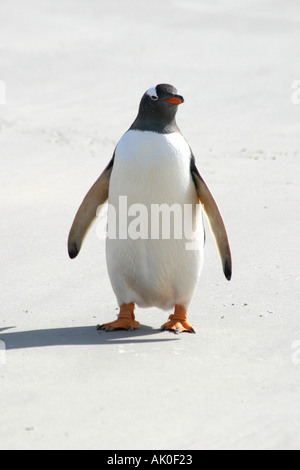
[141,83,184,120]
[131,84,184,133]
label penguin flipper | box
[191,158,232,280]
[68,156,114,259]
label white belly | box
[106,130,204,310]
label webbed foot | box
[161,305,195,334]
[97,303,140,331]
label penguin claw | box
[97,318,140,332]
[161,310,196,334]
[97,303,140,332]
[162,325,196,334]
[96,324,112,332]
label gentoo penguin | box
[68,84,231,333]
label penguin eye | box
[150,95,158,101]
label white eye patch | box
[146,86,158,100]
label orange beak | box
[165,96,184,105]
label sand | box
[0,0,300,450]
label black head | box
[130,83,184,134]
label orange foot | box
[97,303,140,332]
[161,305,195,334]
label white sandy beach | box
[0,0,300,450]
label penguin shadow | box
[0,324,178,350]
